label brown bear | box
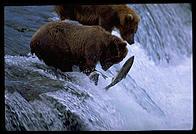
[30,21,128,75]
[54,5,140,45]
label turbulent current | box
[4,4,192,130]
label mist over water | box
[5,4,192,130]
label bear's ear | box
[111,36,127,57]
[120,14,133,26]
[127,14,133,21]
[125,14,133,22]
[116,42,127,56]
[112,36,127,48]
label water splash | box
[130,4,192,65]
[5,4,192,130]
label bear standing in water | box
[30,21,128,75]
[54,5,140,45]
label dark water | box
[4,6,54,56]
[4,4,192,131]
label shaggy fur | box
[54,5,140,45]
[30,21,128,75]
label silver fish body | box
[105,56,134,90]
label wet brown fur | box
[54,5,140,44]
[30,21,128,75]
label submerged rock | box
[4,55,119,131]
[5,56,90,131]
[5,90,88,131]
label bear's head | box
[118,12,140,45]
[100,36,128,71]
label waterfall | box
[5,4,192,130]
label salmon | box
[105,56,134,90]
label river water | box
[4,4,192,131]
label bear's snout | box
[126,36,134,45]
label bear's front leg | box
[80,48,99,75]
[80,63,99,85]
[88,70,100,85]
[79,61,95,75]
[79,59,99,85]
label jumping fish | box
[105,56,134,90]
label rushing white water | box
[5,42,193,130]
[96,34,193,130]
[5,4,192,131]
